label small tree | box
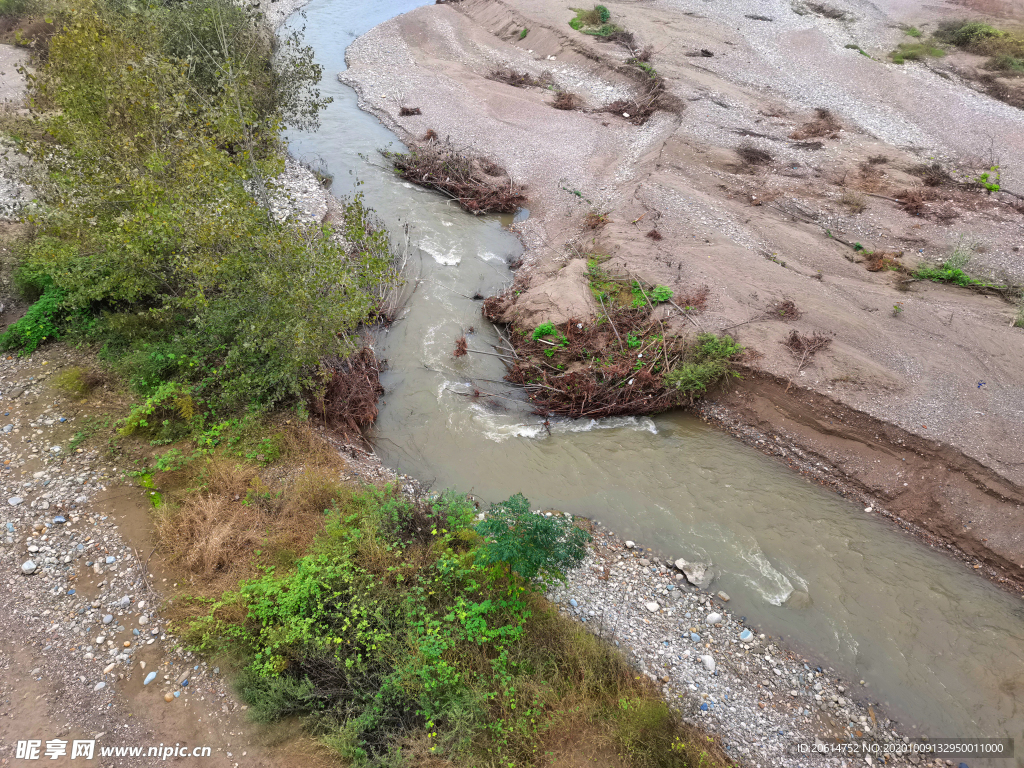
[474,493,590,587]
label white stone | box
[644,601,660,613]
[706,612,723,625]
[700,655,716,673]
[625,541,635,549]
[20,560,36,574]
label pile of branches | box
[503,310,690,418]
[382,140,526,214]
[784,330,832,371]
[488,68,549,88]
[308,347,385,438]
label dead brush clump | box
[784,329,833,371]
[645,228,663,241]
[908,162,952,187]
[398,106,422,116]
[864,251,908,272]
[383,139,527,214]
[790,108,841,140]
[488,68,547,88]
[735,143,773,167]
[585,211,609,229]
[452,334,468,357]
[769,299,802,319]
[421,128,438,142]
[307,346,385,439]
[896,187,939,216]
[552,91,581,110]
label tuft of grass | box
[1014,296,1024,328]
[903,26,923,38]
[53,366,105,398]
[889,41,945,64]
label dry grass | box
[841,189,867,213]
[784,330,833,371]
[585,211,609,229]
[398,106,421,116]
[790,108,841,140]
[53,366,106,398]
[156,426,352,595]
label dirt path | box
[339,0,1024,589]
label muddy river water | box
[283,0,1024,758]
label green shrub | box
[935,20,1002,48]
[569,5,618,35]
[665,333,742,397]
[519,27,528,39]
[904,26,923,38]
[475,493,591,585]
[9,0,398,417]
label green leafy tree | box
[474,493,591,586]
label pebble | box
[164,693,174,702]
[739,629,754,642]
[104,556,115,564]
[102,663,115,675]
[700,655,716,673]
[102,614,113,625]
[625,540,635,549]
[138,615,149,625]
[93,682,105,691]
[144,671,157,685]
[8,496,23,506]
[717,591,730,602]
[644,601,660,613]
[706,612,722,625]
[20,559,36,574]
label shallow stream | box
[283,0,1024,758]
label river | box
[282,0,1024,760]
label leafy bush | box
[475,493,591,585]
[7,0,398,419]
[569,5,619,36]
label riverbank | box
[338,0,1024,595]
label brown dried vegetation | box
[307,347,385,439]
[790,108,841,140]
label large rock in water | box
[675,558,713,588]
[494,259,597,327]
